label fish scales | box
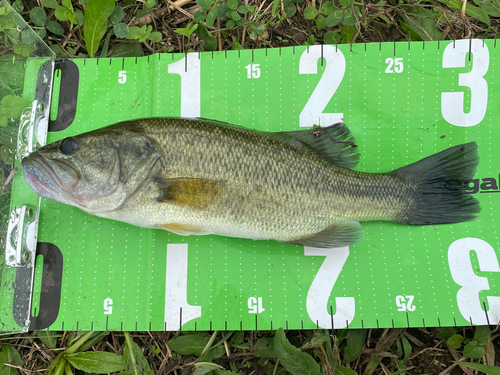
[22,117,480,248]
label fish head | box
[22,127,161,214]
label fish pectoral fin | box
[279,122,360,169]
[154,177,224,209]
[157,223,211,236]
[283,221,362,248]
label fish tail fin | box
[394,142,480,225]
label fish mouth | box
[22,154,79,202]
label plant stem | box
[63,331,95,355]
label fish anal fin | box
[157,223,210,236]
[155,177,223,209]
[279,122,360,169]
[284,221,362,248]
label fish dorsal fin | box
[284,221,362,248]
[154,177,223,209]
[279,122,360,169]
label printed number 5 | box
[118,71,127,84]
[385,58,403,73]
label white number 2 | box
[299,46,345,127]
[118,71,126,84]
[385,58,403,73]
[449,238,500,325]
[441,39,489,127]
[245,64,261,79]
[305,247,354,329]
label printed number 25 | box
[299,46,345,127]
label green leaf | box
[36,331,60,349]
[148,31,162,42]
[55,6,72,22]
[195,23,209,38]
[235,18,244,26]
[78,332,110,353]
[138,25,152,42]
[30,7,47,27]
[336,366,358,375]
[339,0,353,7]
[13,0,23,12]
[110,6,124,24]
[167,334,210,357]
[46,20,65,35]
[285,3,297,17]
[44,0,59,9]
[217,3,229,18]
[463,340,486,359]
[230,10,241,21]
[127,26,145,39]
[320,1,335,15]
[21,29,37,44]
[304,6,318,19]
[205,34,217,50]
[199,346,225,362]
[123,332,155,375]
[479,0,500,17]
[84,0,115,57]
[229,331,244,346]
[342,7,357,25]
[342,330,367,364]
[226,19,235,28]
[316,15,326,29]
[0,345,23,375]
[447,334,464,349]
[110,42,143,57]
[474,326,491,345]
[227,0,238,10]
[193,363,224,375]
[197,0,214,9]
[114,23,129,38]
[453,362,500,375]
[75,10,84,25]
[194,11,205,22]
[237,5,249,14]
[206,5,218,27]
[274,328,322,375]
[446,0,490,26]
[306,35,315,45]
[65,352,126,374]
[400,7,444,41]
[326,9,343,27]
[37,28,47,38]
[340,26,355,43]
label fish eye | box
[60,137,79,155]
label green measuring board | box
[8,39,500,332]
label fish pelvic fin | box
[278,122,360,169]
[155,177,223,209]
[157,223,211,235]
[393,142,480,225]
[283,221,362,248]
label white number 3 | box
[449,238,500,325]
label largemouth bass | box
[22,118,480,248]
